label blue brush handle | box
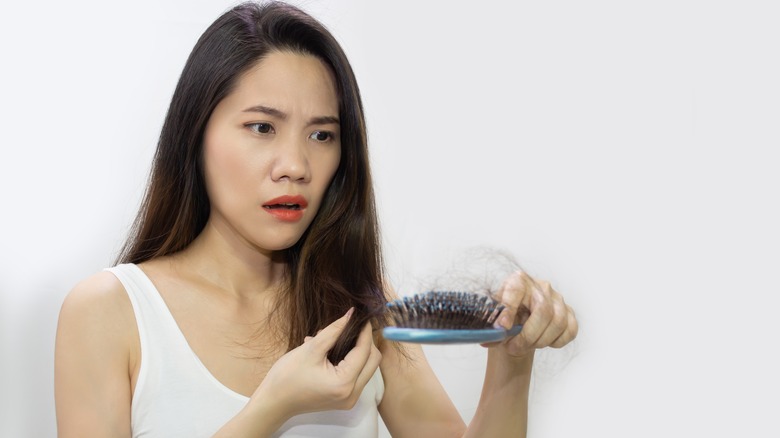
[382,325,523,345]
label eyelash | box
[246,122,274,135]
[309,130,335,143]
[245,123,336,143]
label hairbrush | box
[382,291,523,344]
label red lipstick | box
[262,195,308,222]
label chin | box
[252,234,304,252]
[241,220,313,253]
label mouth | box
[263,203,303,210]
[262,195,308,209]
[262,195,308,222]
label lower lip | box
[263,207,305,222]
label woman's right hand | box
[251,308,382,421]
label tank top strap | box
[105,263,185,355]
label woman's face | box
[202,50,342,252]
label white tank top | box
[107,263,384,438]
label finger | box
[493,273,521,329]
[511,289,554,349]
[550,306,579,348]
[482,279,534,349]
[348,341,382,400]
[494,271,535,329]
[336,322,373,377]
[310,307,354,354]
[533,294,569,347]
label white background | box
[1,0,779,436]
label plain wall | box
[1,0,779,436]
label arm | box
[465,350,533,438]
[378,339,533,438]
[377,340,467,437]
[469,271,577,436]
[54,272,137,437]
[379,272,577,437]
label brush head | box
[386,291,504,329]
[382,291,522,344]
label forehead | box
[227,50,340,114]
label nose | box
[271,135,310,183]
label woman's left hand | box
[488,271,578,359]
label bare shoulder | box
[55,270,137,436]
[64,269,128,303]
[59,270,135,333]
[57,269,138,362]
[57,269,139,368]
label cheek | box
[328,150,341,181]
[326,147,342,181]
[307,148,341,213]
[203,134,258,206]
[318,150,341,193]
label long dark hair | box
[116,1,386,362]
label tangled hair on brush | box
[417,246,526,298]
[115,1,386,363]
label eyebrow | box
[242,105,339,126]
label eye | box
[246,123,275,135]
[309,130,334,142]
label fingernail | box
[500,315,512,329]
[346,307,355,318]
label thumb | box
[310,307,354,354]
[495,271,534,329]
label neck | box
[172,217,288,300]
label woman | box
[54,2,578,437]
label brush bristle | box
[386,291,505,329]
